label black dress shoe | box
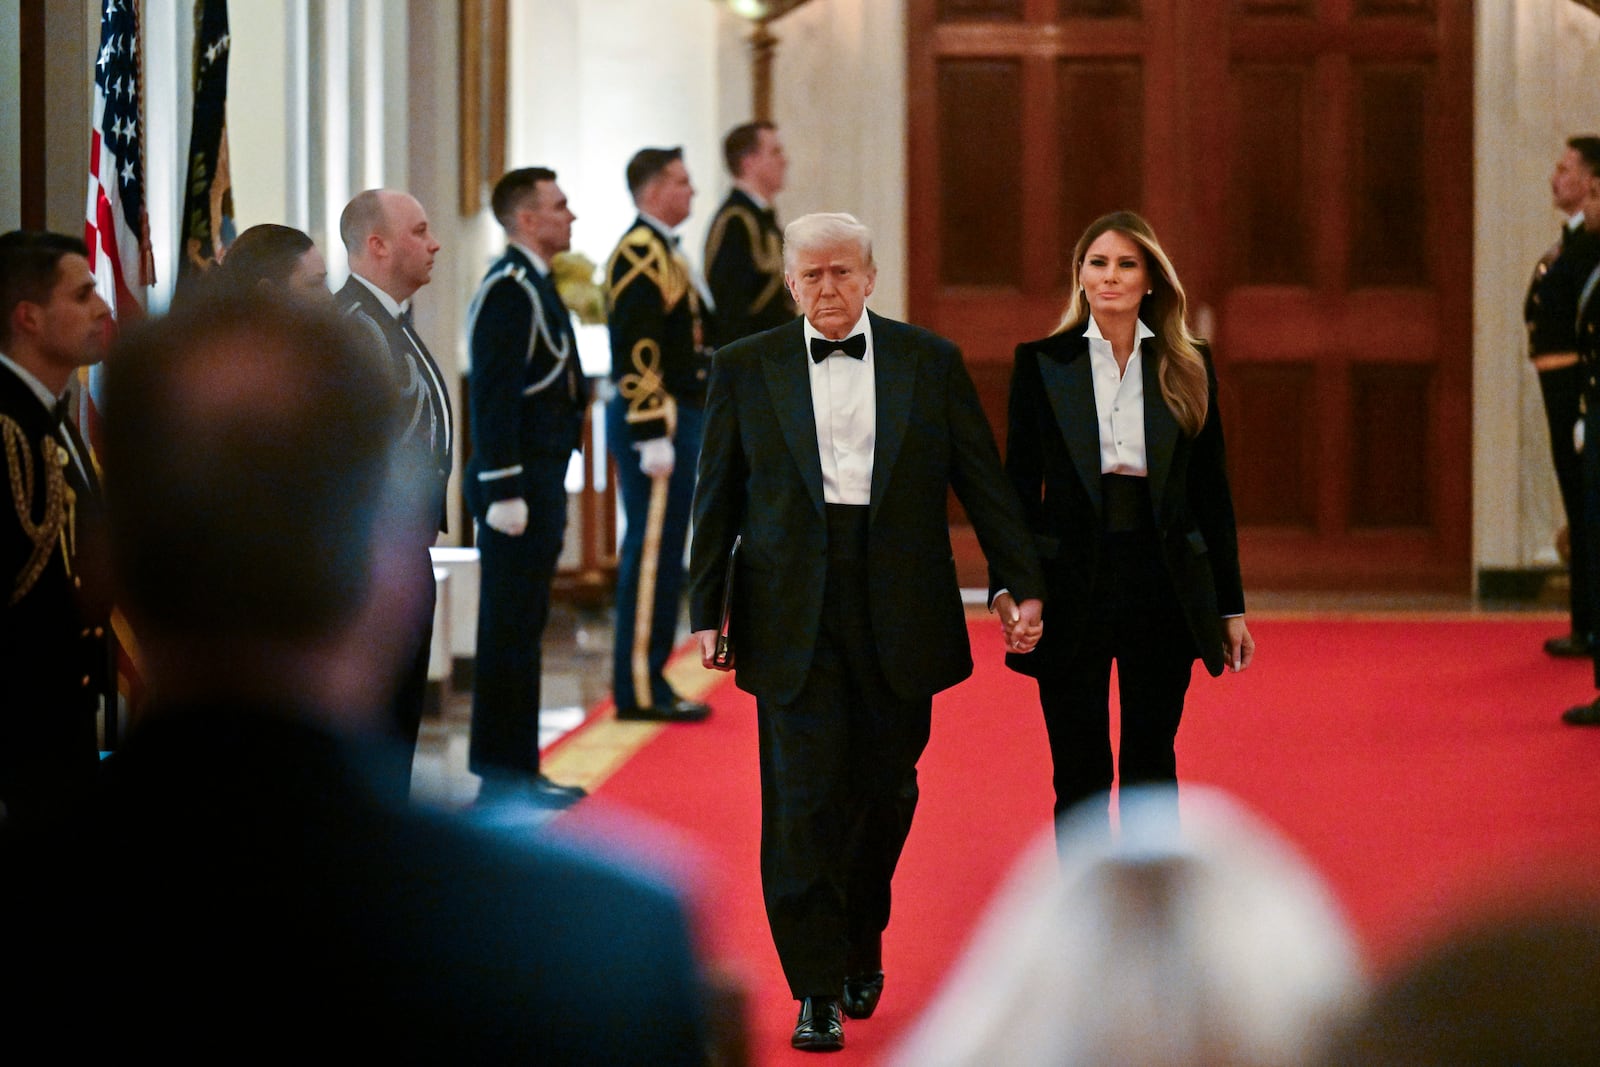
[615,700,711,723]
[477,774,586,810]
[1562,699,1600,726]
[841,970,884,1019]
[1545,633,1596,657]
[527,774,587,806]
[791,997,844,1052]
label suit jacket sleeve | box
[941,341,1047,603]
[1188,348,1245,616]
[468,275,533,508]
[688,351,749,632]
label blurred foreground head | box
[890,786,1365,1067]
[1321,908,1600,1067]
[103,291,428,720]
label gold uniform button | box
[81,675,90,687]
[94,627,104,637]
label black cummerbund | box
[1102,473,1154,533]
[825,503,870,560]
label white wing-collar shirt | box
[804,310,875,506]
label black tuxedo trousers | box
[757,505,927,998]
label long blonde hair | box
[1055,211,1209,436]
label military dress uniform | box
[605,216,711,714]
[1574,259,1600,708]
[465,244,588,781]
[0,359,114,823]
[704,188,795,348]
[335,274,454,798]
[1527,219,1600,649]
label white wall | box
[1475,0,1600,572]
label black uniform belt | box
[1102,474,1154,533]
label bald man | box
[335,189,453,801]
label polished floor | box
[409,581,1570,810]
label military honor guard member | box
[605,148,714,722]
[689,212,1046,1052]
[465,168,589,808]
[1528,137,1600,658]
[0,231,115,824]
[705,121,796,347]
[1561,168,1600,726]
[335,189,453,799]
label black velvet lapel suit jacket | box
[1000,323,1244,679]
[689,312,1045,705]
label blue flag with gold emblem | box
[178,0,233,289]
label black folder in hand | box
[713,535,741,668]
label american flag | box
[83,0,154,734]
[86,0,155,322]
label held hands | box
[994,591,1044,654]
[695,628,733,671]
[485,497,529,536]
[638,437,675,477]
[1224,615,1255,673]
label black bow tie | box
[51,394,71,427]
[398,305,415,329]
[810,334,866,363]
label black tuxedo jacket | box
[704,188,795,347]
[0,365,113,817]
[689,313,1046,705]
[336,276,453,534]
[1000,324,1244,678]
[465,245,588,518]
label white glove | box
[485,497,529,536]
[637,437,675,477]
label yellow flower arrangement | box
[551,251,606,325]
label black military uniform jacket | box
[606,216,710,444]
[1527,220,1600,359]
[704,188,794,348]
[0,361,113,818]
[465,245,589,517]
[336,274,454,534]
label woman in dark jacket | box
[998,210,1253,822]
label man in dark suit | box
[1527,137,1600,657]
[606,147,713,722]
[335,189,452,800]
[465,167,588,808]
[0,231,114,825]
[705,121,795,347]
[0,292,716,1063]
[688,212,1046,1052]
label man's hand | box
[1223,616,1255,673]
[994,592,1044,653]
[638,437,675,477]
[695,628,733,671]
[485,497,529,536]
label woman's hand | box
[995,591,1043,653]
[1223,616,1254,673]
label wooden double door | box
[910,0,1473,591]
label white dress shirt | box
[804,311,875,505]
[1086,314,1157,476]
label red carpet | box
[562,617,1600,1063]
